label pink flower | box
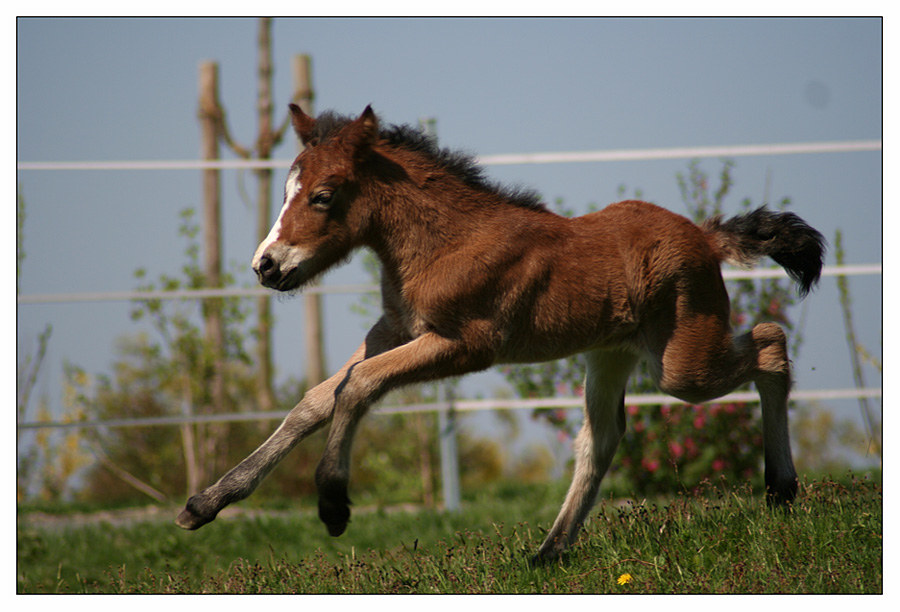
[684,437,698,458]
[712,458,726,471]
[642,458,660,473]
[693,415,706,429]
[627,404,640,416]
[669,441,684,459]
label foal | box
[177,105,825,563]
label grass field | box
[17,475,881,594]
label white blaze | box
[251,167,301,269]
[284,165,303,200]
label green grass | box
[17,475,881,594]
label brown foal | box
[177,105,825,563]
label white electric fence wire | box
[17,139,881,172]
[16,264,881,304]
[16,387,883,430]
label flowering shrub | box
[613,402,764,496]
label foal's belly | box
[494,314,639,365]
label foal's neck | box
[363,157,544,283]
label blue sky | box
[16,17,883,466]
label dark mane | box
[311,110,546,212]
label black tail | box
[703,207,826,298]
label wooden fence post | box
[419,116,461,512]
[196,60,226,485]
[294,54,327,388]
[254,19,276,411]
[198,61,225,381]
[437,384,461,512]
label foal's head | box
[252,105,379,291]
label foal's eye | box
[310,190,334,210]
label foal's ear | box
[289,103,317,146]
[347,105,379,151]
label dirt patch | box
[18,502,426,531]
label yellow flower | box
[617,573,633,585]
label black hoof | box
[765,475,798,509]
[175,497,217,530]
[318,494,351,537]
[528,550,568,568]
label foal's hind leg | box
[535,349,639,564]
[654,320,798,506]
[748,324,798,505]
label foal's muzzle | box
[252,244,311,291]
[255,254,278,285]
[254,253,296,290]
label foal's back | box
[576,199,722,276]
[489,200,727,363]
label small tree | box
[65,208,258,502]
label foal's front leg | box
[313,331,494,537]
[176,319,400,530]
[175,356,357,530]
